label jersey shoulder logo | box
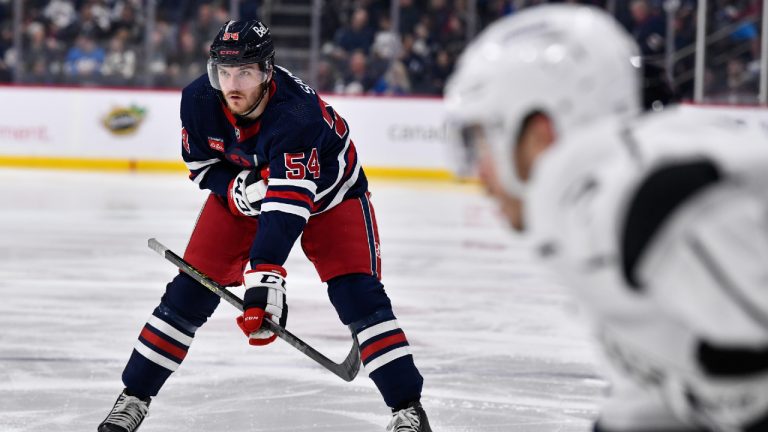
[207,137,225,152]
[181,127,190,153]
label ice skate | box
[386,401,432,432]
[97,389,150,432]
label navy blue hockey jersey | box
[179,66,369,266]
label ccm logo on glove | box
[227,167,269,217]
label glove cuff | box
[252,264,287,278]
[243,264,287,310]
[226,175,241,216]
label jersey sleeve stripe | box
[185,158,220,170]
[263,197,312,212]
[265,190,314,206]
[343,142,357,178]
[321,157,362,212]
[261,202,311,221]
[191,166,212,184]
[268,178,318,195]
[315,135,351,200]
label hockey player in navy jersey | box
[446,5,768,432]
[98,19,430,432]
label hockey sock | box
[122,304,198,398]
[350,309,424,409]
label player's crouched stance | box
[446,5,768,432]
[99,19,431,432]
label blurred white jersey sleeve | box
[638,183,768,346]
[526,106,768,432]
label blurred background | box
[0,0,765,104]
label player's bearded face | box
[217,64,270,115]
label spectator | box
[315,59,341,93]
[110,1,144,45]
[0,22,13,82]
[24,22,48,72]
[411,20,433,59]
[372,60,411,95]
[44,0,78,43]
[78,0,112,41]
[426,0,453,45]
[429,49,452,94]
[400,33,430,93]
[437,12,466,58]
[146,19,175,87]
[341,50,375,94]
[334,8,375,56]
[189,3,222,49]
[399,0,423,34]
[101,35,136,85]
[719,57,758,97]
[629,0,666,56]
[368,19,402,85]
[321,0,344,42]
[65,33,105,84]
[168,27,205,87]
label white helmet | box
[445,4,642,197]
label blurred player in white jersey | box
[445,4,768,432]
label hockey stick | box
[147,238,361,382]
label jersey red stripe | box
[265,190,314,206]
[344,141,357,178]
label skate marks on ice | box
[0,170,604,431]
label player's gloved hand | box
[236,264,287,346]
[227,168,268,217]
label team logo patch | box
[226,151,253,167]
[207,137,225,152]
[253,22,268,37]
[101,105,147,136]
[222,32,239,41]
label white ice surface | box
[0,169,606,431]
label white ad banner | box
[0,86,180,159]
[0,86,449,170]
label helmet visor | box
[207,59,273,92]
[446,121,500,180]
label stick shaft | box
[147,238,360,381]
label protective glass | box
[207,60,273,92]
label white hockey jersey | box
[526,107,768,431]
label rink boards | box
[0,86,450,180]
[2,85,763,180]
